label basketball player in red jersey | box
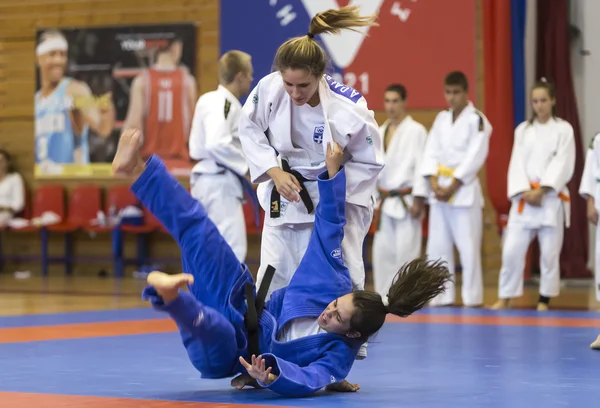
[124,36,197,172]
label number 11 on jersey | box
[158,90,173,122]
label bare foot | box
[489,299,510,310]
[147,271,194,303]
[230,374,263,390]
[112,128,145,177]
[326,379,360,393]
[536,302,549,312]
[591,335,600,350]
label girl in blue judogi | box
[112,129,451,398]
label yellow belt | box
[437,164,455,178]
[436,164,456,203]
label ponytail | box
[349,257,452,342]
[274,5,378,77]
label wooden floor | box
[0,273,598,316]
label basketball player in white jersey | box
[35,30,115,169]
[188,50,254,262]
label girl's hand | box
[326,141,344,179]
[239,355,277,385]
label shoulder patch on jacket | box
[324,74,362,103]
[224,99,231,119]
[590,132,600,149]
[474,110,484,131]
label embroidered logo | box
[313,125,324,144]
[330,248,342,259]
[330,375,337,384]
[366,135,373,145]
[224,99,231,119]
[193,311,204,327]
[324,74,362,103]
[252,94,258,104]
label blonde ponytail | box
[274,5,379,77]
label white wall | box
[570,0,600,269]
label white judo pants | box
[372,213,422,303]
[190,172,247,263]
[426,203,483,307]
[594,224,600,302]
[256,202,373,299]
[498,212,565,299]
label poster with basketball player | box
[34,23,197,179]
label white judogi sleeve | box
[189,86,247,176]
[579,135,598,199]
[420,112,444,178]
[452,113,492,185]
[341,108,385,206]
[238,77,279,184]
[541,124,576,191]
[411,124,429,198]
[507,123,533,199]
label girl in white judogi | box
[491,79,575,311]
[239,6,383,296]
[578,132,600,349]
[238,6,383,361]
[372,84,428,302]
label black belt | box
[244,265,276,359]
[269,160,315,218]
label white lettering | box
[276,4,296,26]
[120,39,146,51]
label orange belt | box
[518,182,569,213]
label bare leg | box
[112,129,146,178]
[489,299,511,310]
[325,379,360,392]
[591,335,600,350]
[146,271,194,303]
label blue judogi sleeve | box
[260,339,355,397]
[258,167,358,397]
[277,167,353,323]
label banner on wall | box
[34,23,197,179]
[220,0,476,110]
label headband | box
[36,36,68,56]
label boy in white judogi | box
[421,71,492,307]
[491,80,574,311]
[372,84,428,301]
[189,51,254,262]
[579,132,600,349]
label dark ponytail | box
[350,257,452,342]
[528,77,557,125]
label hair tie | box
[307,32,314,39]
